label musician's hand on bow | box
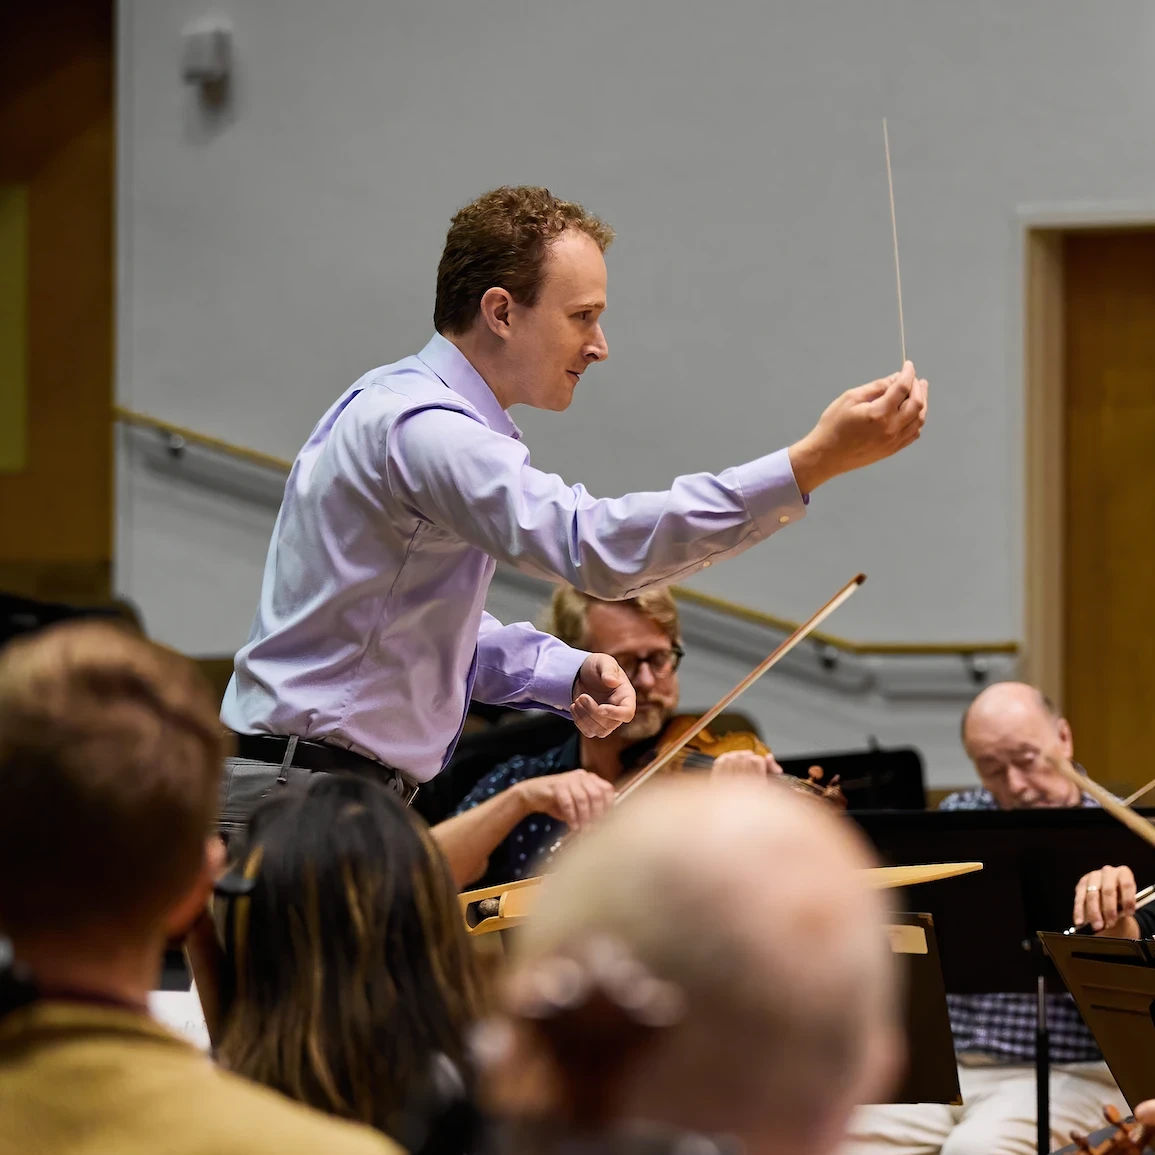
[1136,1100,1155,1127]
[571,654,636,738]
[789,362,928,492]
[517,769,616,833]
[710,750,784,781]
[1074,864,1138,935]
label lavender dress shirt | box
[220,334,807,781]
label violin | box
[1064,1105,1150,1154]
[542,716,843,862]
[460,720,846,936]
[459,575,867,937]
[621,714,846,808]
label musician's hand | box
[572,654,636,738]
[1137,1100,1155,1127]
[1074,864,1137,934]
[789,362,928,492]
[516,769,616,832]
[710,751,785,781]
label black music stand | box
[1040,931,1155,1114]
[883,912,961,1104]
[779,745,926,810]
[852,808,1155,1153]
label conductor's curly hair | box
[434,185,614,336]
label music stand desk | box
[1040,931,1155,1113]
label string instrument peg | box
[1068,1104,1151,1154]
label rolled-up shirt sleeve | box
[474,612,588,713]
[386,406,807,601]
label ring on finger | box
[1086,884,1100,892]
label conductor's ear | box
[479,288,514,340]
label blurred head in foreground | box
[218,773,487,1138]
[485,779,901,1155]
[0,620,225,993]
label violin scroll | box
[776,764,848,809]
[1068,1104,1151,1154]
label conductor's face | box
[963,684,1080,810]
[501,229,610,411]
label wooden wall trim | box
[1022,229,1065,706]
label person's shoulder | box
[354,353,484,422]
[188,1062,398,1155]
[938,787,999,811]
[506,733,580,779]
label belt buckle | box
[388,773,419,808]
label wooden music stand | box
[460,861,983,937]
[459,863,978,1106]
[885,911,963,1105]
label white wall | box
[116,0,1155,784]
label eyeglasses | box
[612,644,685,682]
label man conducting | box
[220,185,928,815]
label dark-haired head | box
[217,773,485,1138]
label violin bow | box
[613,572,865,805]
[462,574,867,929]
[1124,773,1155,807]
[1050,756,1155,853]
[540,574,863,860]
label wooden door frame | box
[1018,203,1155,706]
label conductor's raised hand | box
[1074,864,1137,934]
[789,361,928,494]
[571,653,636,738]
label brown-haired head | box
[434,187,614,414]
[218,773,487,1139]
[435,186,614,337]
[0,620,226,939]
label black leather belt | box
[230,733,417,803]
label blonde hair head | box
[546,586,681,650]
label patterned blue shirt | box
[940,784,1102,1063]
[453,733,581,888]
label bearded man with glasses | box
[432,585,781,888]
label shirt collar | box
[416,333,522,440]
[0,999,195,1051]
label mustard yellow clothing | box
[0,1001,399,1155]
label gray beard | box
[615,702,669,743]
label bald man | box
[844,682,1127,1155]
[482,779,902,1155]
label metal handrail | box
[115,404,1020,659]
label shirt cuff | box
[732,447,809,535]
[532,640,591,714]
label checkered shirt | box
[939,785,1102,1063]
